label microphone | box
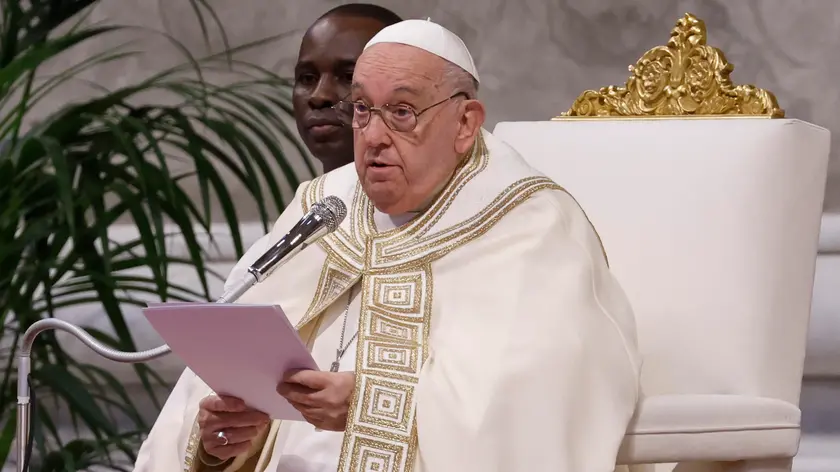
[14,196,347,472]
[216,195,347,303]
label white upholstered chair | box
[492,14,831,472]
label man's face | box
[351,44,482,215]
[293,16,386,168]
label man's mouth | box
[306,115,344,130]
[310,123,340,130]
[307,123,343,139]
[365,160,397,181]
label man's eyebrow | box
[393,85,422,96]
[294,60,313,72]
[349,84,424,104]
[333,58,357,68]
[351,83,422,93]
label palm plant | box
[0,0,313,470]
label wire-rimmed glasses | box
[334,92,466,132]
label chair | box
[492,13,830,472]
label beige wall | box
[35,0,840,220]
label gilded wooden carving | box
[557,13,784,118]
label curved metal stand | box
[14,272,256,472]
[16,320,172,472]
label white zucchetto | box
[363,19,480,83]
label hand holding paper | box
[277,369,355,431]
[197,395,269,461]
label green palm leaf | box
[1,0,311,469]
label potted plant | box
[0,1,311,469]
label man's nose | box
[361,113,392,148]
[308,76,337,108]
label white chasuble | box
[132,129,642,472]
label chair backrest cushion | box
[493,118,830,404]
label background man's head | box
[350,21,485,215]
[293,4,402,173]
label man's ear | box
[454,99,486,155]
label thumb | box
[283,369,329,390]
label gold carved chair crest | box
[557,13,784,119]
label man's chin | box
[307,144,333,158]
[309,141,352,167]
[362,183,406,215]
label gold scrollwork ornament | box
[559,13,784,118]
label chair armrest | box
[618,394,801,464]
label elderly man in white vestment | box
[133,19,641,472]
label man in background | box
[293,3,402,174]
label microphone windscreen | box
[315,196,347,232]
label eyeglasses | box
[333,92,466,132]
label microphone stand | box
[15,273,255,472]
[14,198,344,472]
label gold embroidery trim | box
[183,419,201,472]
[296,255,363,329]
[337,265,433,472]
